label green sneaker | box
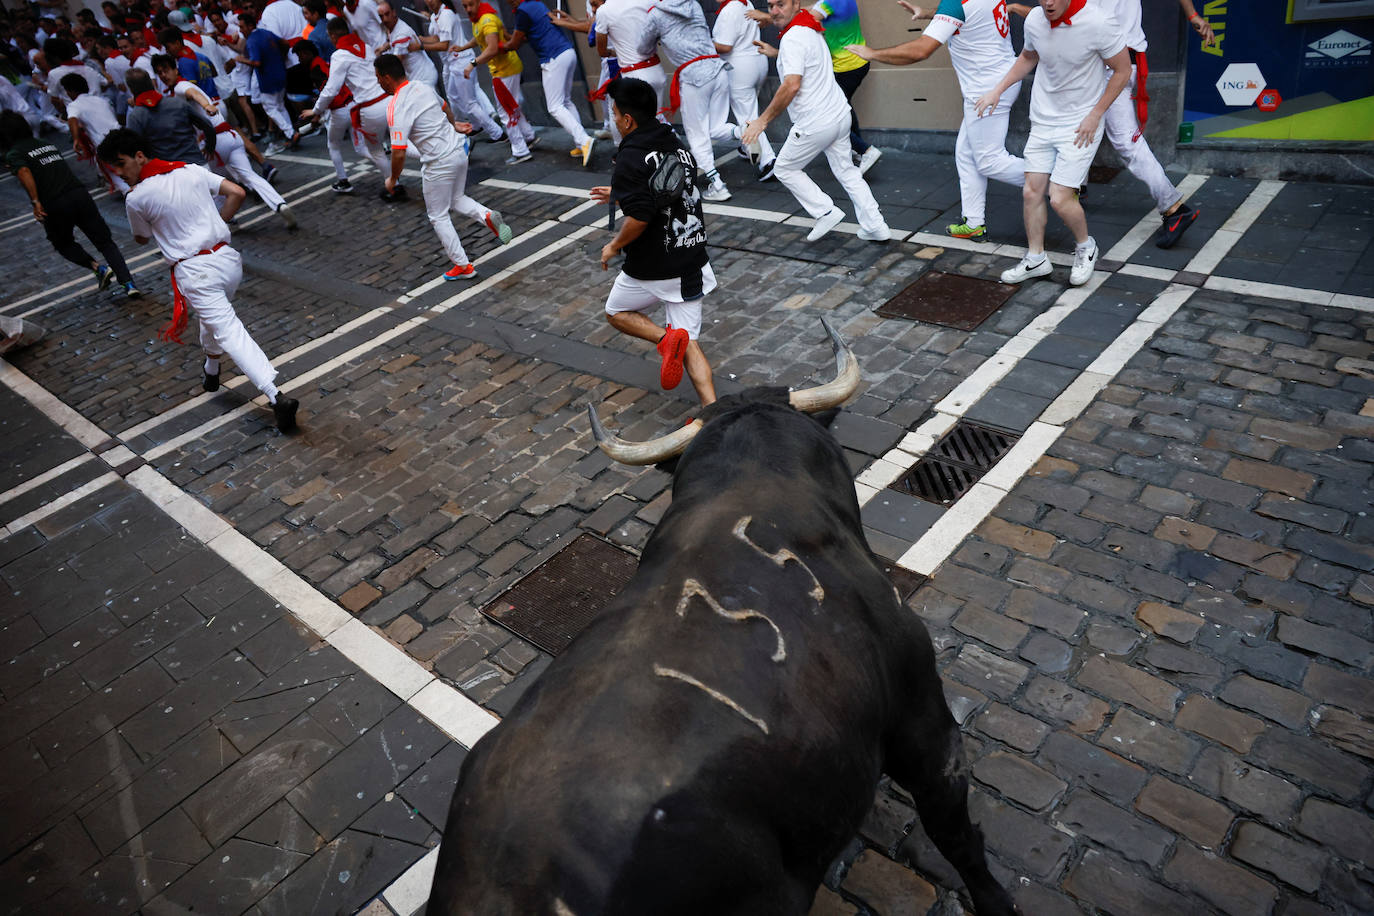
[946,220,988,241]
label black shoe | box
[757,159,776,183]
[272,395,298,431]
[331,178,354,194]
[1156,204,1199,249]
[379,186,397,202]
[263,163,280,183]
[203,369,220,392]
[393,183,408,199]
[486,130,507,143]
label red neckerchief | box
[326,3,343,15]
[128,47,147,61]
[138,157,185,180]
[470,2,498,21]
[133,89,163,107]
[780,8,823,37]
[716,0,743,12]
[1050,0,1087,27]
[136,158,197,344]
[106,49,123,60]
[178,46,197,59]
[184,32,204,46]
[57,58,84,67]
[336,32,367,57]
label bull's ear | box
[807,408,841,429]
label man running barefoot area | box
[851,0,1023,241]
[374,53,513,282]
[743,0,889,244]
[97,128,299,432]
[1,110,137,298]
[593,78,717,407]
[976,0,1129,286]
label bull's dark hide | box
[427,391,1018,916]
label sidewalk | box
[1,125,1371,915]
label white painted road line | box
[0,471,121,540]
[0,453,95,510]
[1204,275,1374,313]
[1103,173,1209,263]
[1184,179,1284,275]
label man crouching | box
[97,128,300,432]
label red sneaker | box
[657,326,689,390]
[444,262,477,281]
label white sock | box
[1076,237,1096,253]
[204,356,219,375]
[1025,250,1046,265]
[262,382,279,404]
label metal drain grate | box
[874,271,1018,331]
[480,533,639,656]
[890,421,1020,506]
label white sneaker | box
[857,224,891,242]
[858,146,882,175]
[580,137,595,167]
[1000,254,1052,284]
[1070,238,1098,286]
[806,208,845,242]
[702,179,732,202]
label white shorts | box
[1023,121,1104,190]
[604,263,715,340]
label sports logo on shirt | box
[993,0,1009,38]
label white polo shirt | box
[1099,0,1145,52]
[710,0,761,69]
[66,92,120,144]
[47,62,106,101]
[345,0,388,52]
[430,6,475,67]
[387,79,461,164]
[260,0,309,43]
[126,164,231,264]
[776,23,849,133]
[171,79,231,124]
[924,0,1015,98]
[1022,4,1125,129]
[383,18,438,85]
[315,46,387,110]
[595,0,655,67]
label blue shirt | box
[308,19,335,58]
[176,51,218,98]
[513,0,572,64]
[245,27,288,93]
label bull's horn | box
[588,405,704,466]
[788,317,861,412]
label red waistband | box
[178,240,228,263]
[620,55,660,73]
[355,93,388,109]
[213,122,236,134]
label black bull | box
[427,325,1017,916]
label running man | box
[503,0,595,166]
[460,0,535,165]
[593,78,717,407]
[595,0,666,110]
[743,0,890,244]
[61,72,129,194]
[712,0,776,179]
[305,16,400,198]
[419,0,504,142]
[97,128,299,431]
[378,0,439,87]
[849,0,1023,241]
[1,110,138,298]
[374,53,513,281]
[976,0,1130,286]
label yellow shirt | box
[475,12,522,78]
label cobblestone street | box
[1,123,1371,915]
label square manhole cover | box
[480,533,639,656]
[875,271,1018,331]
[890,421,1020,506]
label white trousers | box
[773,115,885,233]
[1104,63,1179,213]
[176,247,278,398]
[422,150,491,267]
[444,61,502,141]
[541,48,589,147]
[496,74,536,156]
[725,54,773,162]
[259,88,295,136]
[598,60,618,141]
[324,107,351,180]
[677,71,735,177]
[213,129,286,210]
[956,86,1024,227]
[352,102,393,178]
[624,62,667,114]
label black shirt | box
[611,122,709,288]
[5,137,84,203]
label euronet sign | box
[1305,29,1372,61]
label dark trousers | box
[835,63,870,155]
[43,189,133,285]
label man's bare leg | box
[606,312,716,407]
[1049,181,1089,245]
[1022,171,1050,254]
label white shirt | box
[1098,0,1145,52]
[1022,4,1124,129]
[345,0,388,52]
[260,0,309,42]
[776,24,849,132]
[595,0,656,67]
[47,62,106,101]
[387,79,461,164]
[315,46,386,110]
[924,0,1015,98]
[430,7,475,66]
[172,79,231,123]
[66,92,120,144]
[710,0,760,69]
[126,164,231,264]
[105,53,132,89]
[383,18,438,84]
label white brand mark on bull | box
[675,578,786,662]
[652,664,770,735]
[732,516,826,607]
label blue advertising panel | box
[1181,0,1373,142]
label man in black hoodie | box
[591,77,717,407]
